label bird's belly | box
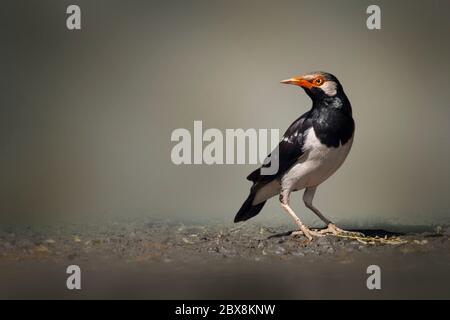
[282,130,353,191]
[302,146,350,187]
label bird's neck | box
[312,93,352,117]
[310,93,355,147]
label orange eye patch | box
[312,77,324,86]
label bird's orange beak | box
[280,77,313,89]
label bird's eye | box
[314,78,323,85]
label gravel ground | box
[1,218,449,299]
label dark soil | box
[1,218,449,299]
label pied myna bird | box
[234,71,356,240]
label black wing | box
[247,112,312,185]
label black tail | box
[234,191,266,223]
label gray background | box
[1,0,450,227]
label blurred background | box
[1,0,450,227]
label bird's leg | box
[303,187,363,237]
[279,193,322,240]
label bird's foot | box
[291,225,324,241]
[318,223,364,237]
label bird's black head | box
[281,71,345,102]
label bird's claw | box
[291,225,324,241]
[318,223,364,237]
[290,224,364,241]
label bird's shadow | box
[267,228,405,239]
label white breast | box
[281,127,353,191]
